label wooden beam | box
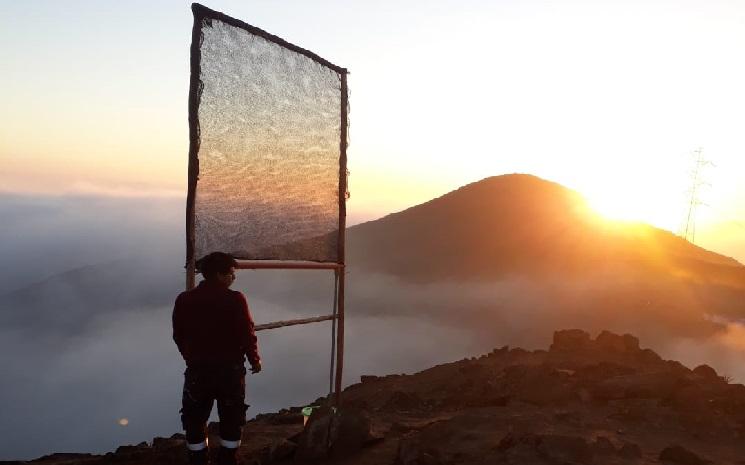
[255,314,336,331]
[185,6,202,291]
[235,261,343,270]
[334,70,349,406]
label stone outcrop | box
[17,329,745,465]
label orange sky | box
[1,0,744,263]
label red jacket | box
[172,280,260,366]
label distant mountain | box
[346,174,745,336]
[4,174,744,340]
[0,256,182,336]
[348,174,743,282]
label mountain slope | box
[348,174,743,283]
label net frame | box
[185,3,349,404]
[186,2,348,270]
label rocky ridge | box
[10,329,745,465]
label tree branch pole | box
[334,70,349,406]
[255,314,336,331]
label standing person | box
[173,252,262,465]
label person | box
[173,252,261,465]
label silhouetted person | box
[173,252,261,465]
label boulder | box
[637,348,664,364]
[618,442,642,459]
[294,406,334,460]
[595,331,640,353]
[591,436,616,455]
[659,445,709,464]
[295,407,380,460]
[535,434,592,464]
[692,364,718,380]
[550,329,592,352]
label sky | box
[1,0,745,262]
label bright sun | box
[584,188,683,233]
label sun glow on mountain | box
[584,188,682,233]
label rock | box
[498,433,592,464]
[692,364,719,380]
[259,439,296,463]
[396,436,419,465]
[659,445,709,464]
[295,407,380,460]
[115,443,151,454]
[576,362,636,384]
[151,437,188,465]
[535,434,592,464]
[295,406,334,460]
[490,345,509,356]
[595,331,640,353]
[665,360,692,374]
[554,410,583,427]
[550,329,592,352]
[591,436,616,455]
[152,436,185,451]
[395,436,441,465]
[382,391,425,412]
[619,441,642,459]
[592,372,685,401]
[502,364,578,406]
[264,410,304,425]
[638,348,664,364]
[329,408,380,457]
[27,453,97,462]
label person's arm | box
[236,292,261,372]
[172,293,187,359]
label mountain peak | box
[348,174,745,285]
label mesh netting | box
[190,8,344,262]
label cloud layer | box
[2,193,745,460]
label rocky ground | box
[9,329,745,465]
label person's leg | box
[181,366,216,464]
[215,364,247,465]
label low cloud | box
[2,193,745,460]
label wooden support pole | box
[334,70,349,406]
[185,5,201,291]
[186,258,196,291]
[236,261,343,270]
[255,314,336,331]
[334,268,345,405]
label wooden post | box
[334,70,349,406]
[186,258,196,291]
[185,4,202,291]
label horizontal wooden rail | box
[236,261,343,270]
[255,314,336,331]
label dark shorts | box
[180,362,248,443]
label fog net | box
[187,4,347,263]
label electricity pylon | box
[681,147,713,244]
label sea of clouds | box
[2,193,745,460]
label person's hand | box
[250,361,262,374]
